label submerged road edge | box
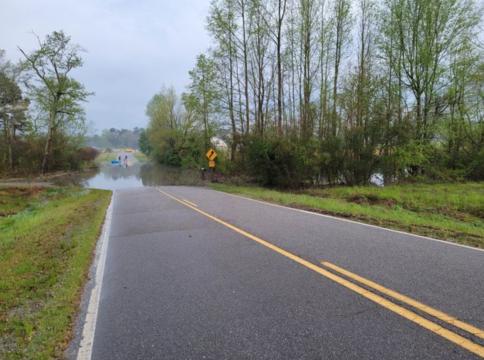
[76,191,115,360]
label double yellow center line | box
[157,189,484,358]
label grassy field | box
[133,151,148,163]
[0,186,111,359]
[211,183,484,248]
[94,150,117,164]
[95,149,147,164]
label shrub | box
[467,147,484,180]
[243,136,309,188]
[79,147,100,162]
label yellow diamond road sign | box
[206,148,217,161]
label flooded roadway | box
[64,153,205,190]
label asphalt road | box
[90,186,484,359]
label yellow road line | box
[157,189,484,358]
[321,261,484,340]
[182,199,198,207]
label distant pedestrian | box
[124,154,128,167]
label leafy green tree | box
[19,31,91,173]
[138,128,152,155]
[145,0,484,184]
[144,87,207,167]
[186,54,219,148]
[393,0,480,142]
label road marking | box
[182,199,198,207]
[214,190,484,253]
[157,188,484,358]
[77,192,114,360]
[321,261,484,340]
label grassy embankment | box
[211,183,484,248]
[95,149,147,165]
[133,151,148,163]
[0,186,111,359]
[94,150,116,164]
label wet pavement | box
[65,153,484,359]
[89,186,484,360]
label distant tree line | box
[0,31,90,175]
[144,0,483,187]
[86,127,143,149]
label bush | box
[319,135,345,185]
[0,133,94,175]
[243,136,309,188]
[79,147,100,162]
[467,147,484,180]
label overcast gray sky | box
[0,0,211,132]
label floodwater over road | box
[73,153,205,190]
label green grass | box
[0,187,47,217]
[94,151,117,164]
[0,186,111,359]
[95,150,147,164]
[133,151,148,163]
[211,183,484,248]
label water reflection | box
[65,162,205,190]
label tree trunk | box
[228,29,237,161]
[41,117,54,174]
[3,120,14,171]
[241,0,250,135]
[276,0,286,136]
[416,92,422,141]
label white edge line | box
[76,191,115,360]
[212,189,484,253]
